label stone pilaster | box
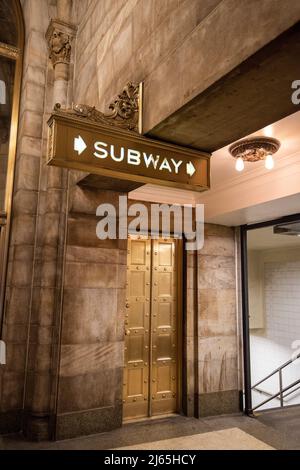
[0,0,51,436]
[196,224,241,416]
[23,1,77,440]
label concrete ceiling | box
[130,111,300,225]
[248,225,300,250]
[204,193,300,227]
[131,23,300,226]
[147,22,300,153]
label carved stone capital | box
[53,82,142,133]
[46,19,77,67]
[48,29,71,66]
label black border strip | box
[241,212,300,414]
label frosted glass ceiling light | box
[229,136,280,172]
[265,154,274,170]
[235,157,244,171]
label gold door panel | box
[123,237,151,420]
[151,239,177,415]
[123,236,180,421]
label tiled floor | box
[0,410,293,450]
[255,405,300,449]
[116,427,274,450]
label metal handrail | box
[251,352,300,411]
[252,352,300,389]
[253,386,286,403]
[282,384,300,400]
[252,378,300,411]
[253,383,300,402]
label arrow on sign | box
[74,135,87,155]
[186,161,196,177]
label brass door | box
[123,236,180,421]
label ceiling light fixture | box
[229,136,280,172]
[274,222,300,236]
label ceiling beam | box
[148,22,300,152]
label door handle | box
[125,329,130,336]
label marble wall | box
[184,224,239,418]
[55,186,126,439]
[197,224,239,415]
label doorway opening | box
[241,215,300,414]
[123,235,182,421]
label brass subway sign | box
[47,112,210,192]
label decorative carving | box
[106,82,139,123]
[48,29,71,66]
[54,82,141,132]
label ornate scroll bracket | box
[53,82,143,134]
[46,19,77,67]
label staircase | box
[251,353,300,411]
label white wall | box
[249,248,300,410]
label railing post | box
[279,369,284,407]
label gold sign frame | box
[47,111,211,193]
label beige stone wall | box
[0,0,74,438]
[55,182,239,434]
[55,186,126,439]
[0,0,55,434]
[55,191,197,438]
[197,224,238,415]
[0,0,240,439]
[73,0,300,133]
[184,224,238,417]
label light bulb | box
[265,154,274,170]
[235,157,244,171]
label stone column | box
[0,0,51,436]
[57,0,73,23]
[24,2,77,440]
